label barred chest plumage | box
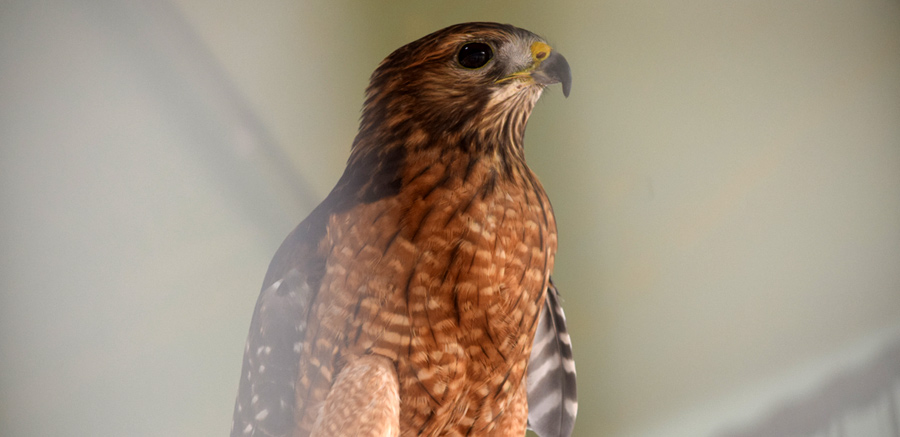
[293,147,558,436]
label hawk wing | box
[231,267,312,437]
[230,208,327,437]
[527,278,578,437]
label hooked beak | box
[529,42,572,98]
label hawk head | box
[355,22,571,156]
[331,22,570,208]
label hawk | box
[231,22,577,437]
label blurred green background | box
[2,1,900,436]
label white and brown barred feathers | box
[526,279,578,437]
[231,22,576,437]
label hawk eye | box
[457,43,493,69]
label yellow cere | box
[530,41,552,63]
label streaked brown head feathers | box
[355,22,571,159]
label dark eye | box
[457,43,493,69]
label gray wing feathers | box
[527,278,578,437]
[231,268,312,437]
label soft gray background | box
[2,1,899,436]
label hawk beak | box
[529,42,572,98]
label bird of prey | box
[231,22,576,437]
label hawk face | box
[358,22,571,157]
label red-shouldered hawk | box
[231,22,577,437]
